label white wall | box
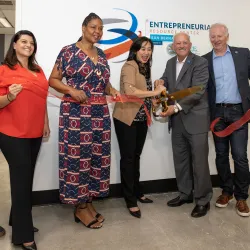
[4,34,12,56]
[16,0,250,191]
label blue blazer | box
[203,46,250,121]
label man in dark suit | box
[203,23,250,217]
[155,32,212,218]
[0,226,5,237]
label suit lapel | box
[229,46,240,86]
[207,51,215,86]
[171,57,176,87]
[176,53,194,87]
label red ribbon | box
[210,109,250,137]
[0,78,152,126]
[48,93,152,126]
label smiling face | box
[82,18,103,44]
[209,25,229,54]
[172,33,192,61]
[13,34,35,58]
[136,41,153,64]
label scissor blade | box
[168,85,205,101]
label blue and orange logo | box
[99,9,141,61]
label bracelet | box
[6,94,12,102]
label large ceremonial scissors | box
[152,85,205,117]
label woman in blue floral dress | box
[49,13,119,229]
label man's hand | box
[154,79,164,88]
[160,105,175,117]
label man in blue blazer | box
[203,23,250,217]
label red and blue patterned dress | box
[56,43,111,204]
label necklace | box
[78,41,96,60]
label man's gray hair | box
[209,23,229,36]
[173,32,191,42]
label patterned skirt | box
[58,102,111,204]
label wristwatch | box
[174,105,179,113]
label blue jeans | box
[213,104,249,200]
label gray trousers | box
[171,114,213,205]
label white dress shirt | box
[175,57,187,111]
[176,56,187,80]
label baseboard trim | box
[32,175,220,206]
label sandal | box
[86,201,105,223]
[74,206,102,229]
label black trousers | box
[0,132,42,244]
[213,105,249,200]
[114,118,148,208]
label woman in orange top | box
[0,30,49,250]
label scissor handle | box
[152,94,169,117]
[161,101,168,112]
[160,90,168,98]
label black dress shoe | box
[129,209,141,218]
[191,203,210,218]
[167,196,193,207]
[138,197,153,203]
[0,226,6,237]
[21,242,37,250]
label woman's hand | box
[69,89,88,103]
[154,85,166,96]
[110,87,121,99]
[43,122,50,138]
[8,84,23,101]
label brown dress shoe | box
[215,194,233,208]
[0,226,5,237]
[236,200,250,217]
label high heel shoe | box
[74,206,102,229]
[86,201,105,223]
[21,242,37,250]
[128,209,141,218]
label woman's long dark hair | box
[78,13,102,42]
[127,37,154,78]
[3,30,40,72]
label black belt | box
[216,103,242,107]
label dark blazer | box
[203,46,250,121]
[161,53,210,134]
